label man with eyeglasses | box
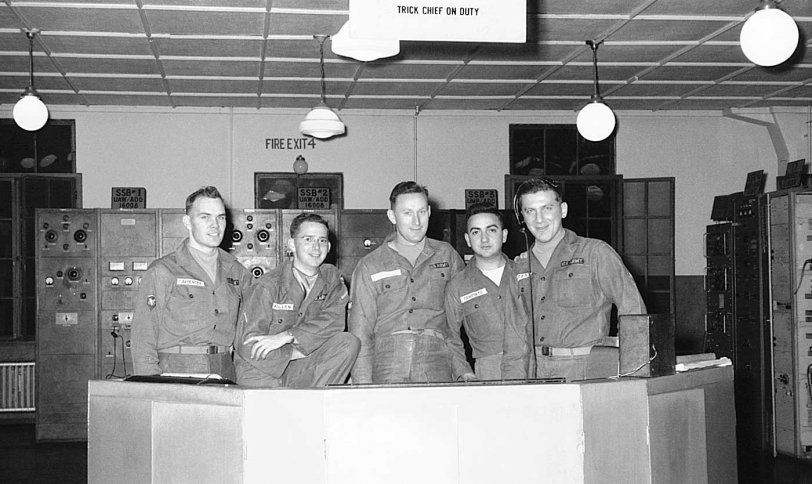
[132,186,252,381]
[514,178,646,381]
[234,212,359,387]
[349,181,464,383]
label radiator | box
[0,362,35,412]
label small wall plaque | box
[111,187,147,209]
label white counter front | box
[88,366,735,484]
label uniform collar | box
[382,232,439,263]
[529,229,581,270]
[278,260,327,300]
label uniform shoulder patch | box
[146,295,156,309]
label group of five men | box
[132,178,646,385]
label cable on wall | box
[413,105,420,182]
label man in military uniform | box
[131,186,252,381]
[235,213,359,387]
[349,181,464,383]
[445,203,528,381]
[514,178,646,381]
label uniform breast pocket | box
[375,275,408,312]
[461,299,488,340]
[554,267,594,308]
[270,310,295,332]
[426,270,450,307]
[166,286,204,330]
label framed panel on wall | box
[254,172,343,210]
[0,120,76,174]
[509,124,615,177]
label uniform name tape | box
[460,288,487,303]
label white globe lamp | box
[740,3,799,67]
[577,101,616,142]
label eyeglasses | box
[294,236,330,247]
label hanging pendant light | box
[13,29,49,132]
[331,20,400,62]
[740,0,798,67]
[576,40,615,143]
[300,35,346,140]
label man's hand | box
[244,332,294,360]
[459,372,478,382]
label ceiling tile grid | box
[0,0,811,111]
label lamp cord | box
[317,35,328,104]
[587,39,603,101]
[27,31,36,91]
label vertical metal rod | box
[315,34,328,104]
[586,40,602,100]
[27,31,36,91]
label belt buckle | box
[541,346,551,356]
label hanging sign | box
[298,187,331,209]
[348,0,526,43]
[111,187,147,209]
[465,189,498,210]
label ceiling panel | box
[263,59,357,78]
[639,0,736,15]
[547,64,649,82]
[352,81,444,96]
[74,77,166,92]
[80,93,171,106]
[0,73,74,91]
[641,65,745,82]
[13,4,143,33]
[427,97,514,110]
[529,18,622,43]
[456,64,547,81]
[267,12,346,37]
[175,95,259,108]
[42,34,153,56]
[611,19,734,42]
[537,0,649,16]
[342,97,427,110]
[439,82,529,97]
[730,66,812,83]
[361,63,461,80]
[524,82,593,97]
[1,0,811,112]
[670,44,750,64]
[144,9,266,36]
[660,98,763,110]
[569,44,681,63]
[141,0,267,8]
[162,59,259,77]
[609,82,706,98]
[154,38,264,58]
[169,78,257,94]
[57,57,160,75]
[773,85,812,98]
[473,43,575,63]
[700,83,802,98]
[505,98,584,111]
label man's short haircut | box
[515,177,562,211]
[466,202,503,229]
[290,212,330,238]
[185,186,224,214]
[389,181,429,209]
